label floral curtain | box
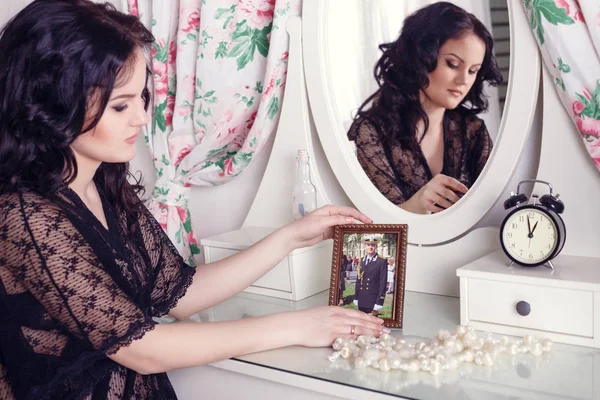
[521,0,600,167]
[125,0,301,266]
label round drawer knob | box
[516,301,531,316]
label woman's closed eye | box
[446,60,459,69]
[113,104,128,112]
[447,60,478,75]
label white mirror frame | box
[302,0,541,245]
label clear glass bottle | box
[292,149,317,219]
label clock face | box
[501,207,558,265]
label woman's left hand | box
[280,205,372,251]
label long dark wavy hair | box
[0,0,154,220]
[355,2,503,146]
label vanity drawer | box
[205,247,292,292]
[467,279,593,337]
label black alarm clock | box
[500,179,566,268]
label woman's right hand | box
[414,174,468,213]
[282,306,388,348]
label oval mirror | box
[303,0,540,245]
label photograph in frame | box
[328,224,408,328]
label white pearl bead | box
[531,342,543,356]
[363,349,382,362]
[522,334,536,346]
[328,351,341,362]
[354,356,367,369]
[391,359,401,369]
[463,331,477,347]
[420,359,431,371]
[541,338,553,351]
[508,343,519,355]
[472,338,484,350]
[341,347,352,359]
[435,354,446,364]
[474,354,483,366]
[453,340,464,353]
[408,360,420,372]
[447,356,459,370]
[379,358,391,372]
[462,350,474,363]
[398,348,413,358]
[456,325,468,337]
[482,352,494,367]
[332,338,345,350]
[438,330,451,340]
[415,341,426,351]
[430,360,441,375]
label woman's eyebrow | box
[444,53,482,67]
[109,94,137,101]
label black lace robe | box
[347,109,492,206]
[0,188,195,399]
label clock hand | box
[531,221,539,235]
[527,217,531,235]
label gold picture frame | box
[328,224,408,328]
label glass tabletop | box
[187,290,600,400]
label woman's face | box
[70,48,149,165]
[421,32,486,111]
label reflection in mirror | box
[328,1,509,215]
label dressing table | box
[168,289,600,400]
[191,0,600,398]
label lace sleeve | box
[348,119,407,205]
[137,207,195,317]
[0,193,155,355]
[467,119,493,181]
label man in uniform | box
[353,235,387,315]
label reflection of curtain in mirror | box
[329,0,501,140]
[521,1,600,170]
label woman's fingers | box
[439,175,468,194]
[339,317,389,337]
[334,306,384,325]
[441,188,461,204]
[317,205,372,224]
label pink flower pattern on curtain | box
[126,0,301,266]
[521,0,600,167]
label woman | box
[386,257,396,294]
[0,1,386,398]
[347,2,503,214]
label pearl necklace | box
[329,325,552,375]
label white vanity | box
[189,0,600,398]
[168,289,600,400]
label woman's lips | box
[125,132,139,144]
